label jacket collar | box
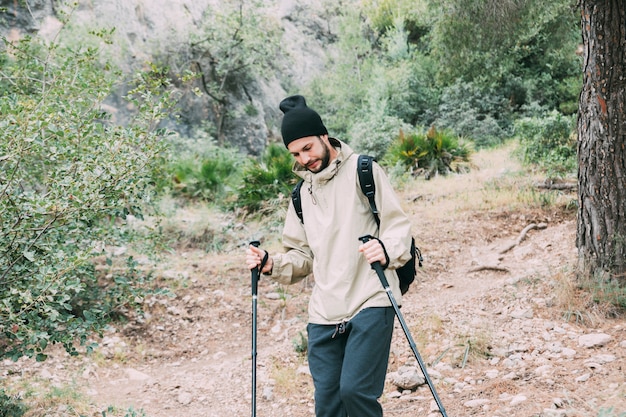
[293,138,355,184]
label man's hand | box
[246,244,273,274]
[358,239,388,267]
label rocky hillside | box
[1,0,338,154]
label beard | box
[306,137,332,173]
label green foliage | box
[307,1,438,138]
[434,80,513,148]
[232,144,297,214]
[182,0,282,143]
[513,110,576,175]
[102,405,148,417]
[598,407,626,417]
[308,8,438,157]
[306,8,375,138]
[426,0,582,128]
[383,126,473,179]
[0,389,26,417]
[170,147,242,201]
[310,0,580,155]
[348,107,411,161]
[430,0,579,86]
[291,331,308,355]
[0,29,172,360]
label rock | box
[534,364,553,377]
[40,368,53,380]
[463,398,490,408]
[561,348,577,357]
[125,368,151,381]
[386,390,402,399]
[262,386,274,401]
[510,394,527,406]
[177,391,193,405]
[575,373,591,382]
[485,369,499,379]
[510,308,534,319]
[587,354,616,364]
[296,365,311,376]
[543,409,567,417]
[578,333,612,348]
[388,365,425,390]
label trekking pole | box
[359,235,449,417]
[249,240,263,417]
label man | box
[246,94,413,417]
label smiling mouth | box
[307,160,320,170]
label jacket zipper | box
[308,182,318,205]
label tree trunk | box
[577,0,626,282]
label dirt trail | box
[2,148,624,417]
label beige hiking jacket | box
[270,139,413,325]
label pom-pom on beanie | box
[279,95,328,148]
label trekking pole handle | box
[359,235,390,287]
[358,235,372,244]
[249,241,261,294]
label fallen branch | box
[534,180,577,191]
[499,223,547,254]
[468,265,510,273]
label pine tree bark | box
[577,0,626,282]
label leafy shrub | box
[231,144,298,213]
[383,126,473,179]
[183,1,282,143]
[348,112,411,161]
[514,110,576,175]
[0,389,26,417]
[0,31,171,360]
[170,147,242,201]
[434,80,513,148]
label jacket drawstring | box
[331,320,347,338]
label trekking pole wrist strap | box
[259,250,269,274]
[374,237,390,269]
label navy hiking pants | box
[307,306,395,417]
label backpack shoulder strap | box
[293,155,379,225]
[357,154,380,227]
[291,179,304,223]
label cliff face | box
[1,0,338,155]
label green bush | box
[170,147,242,201]
[0,31,171,360]
[434,80,513,148]
[231,144,298,214]
[514,110,576,175]
[383,126,473,179]
[0,389,26,417]
[349,112,411,161]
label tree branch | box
[499,223,548,254]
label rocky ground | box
[2,147,625,417]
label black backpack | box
[291,154,422,294]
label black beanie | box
[279,95,328,147]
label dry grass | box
[268,354,313,399]
[398,142,575,222]
[553,266,626,325]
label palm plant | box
[384,127,473,179]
